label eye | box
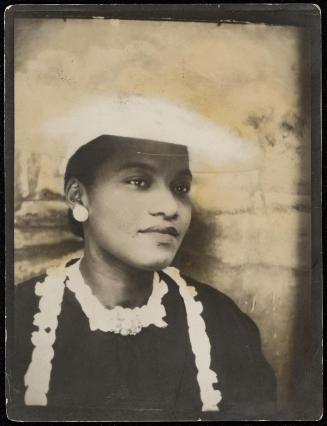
[173,183,191,194]
[126,178,150,189]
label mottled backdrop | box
[14,19,311,416]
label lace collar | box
[65,258,168,335]
[24,259,222,412]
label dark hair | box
[64,135,116,238]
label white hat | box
[40,95,262,174]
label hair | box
[64,135,116,238]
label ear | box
[65,178,89,211]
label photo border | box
[4,4,322,421]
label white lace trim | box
[65,258,168,334]
[24,259,168,405]
[24,265,66,406]
[163,267,222,412]
[24,261,222,411]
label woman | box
[10,97,276,421]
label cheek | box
[88,190,146,232]
[179,202,192,233]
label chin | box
[133,253,175,271]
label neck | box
[80,242,154,309]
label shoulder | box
[183,275,244,316]
[15,259,79,307]
[179,274,263,345]
[14,275,47,324]
[162,269,250,323]
[181,275,275,370]
[15,274,46,304]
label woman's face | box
[82,140,192,271]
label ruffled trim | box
[24,265,66,406]
[163,267,222,412]
[24,259,168,406]
[23,260,221,411]
[65,258,168,333]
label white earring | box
[72,205,89,222]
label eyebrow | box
[118,161,192,179]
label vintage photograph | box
[5,4,322,422]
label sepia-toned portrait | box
[5,4,322,422]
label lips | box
[139,226,179,237]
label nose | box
[148,185,179,220]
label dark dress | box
[8,264,276,421]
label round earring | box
[72,205,89,222]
